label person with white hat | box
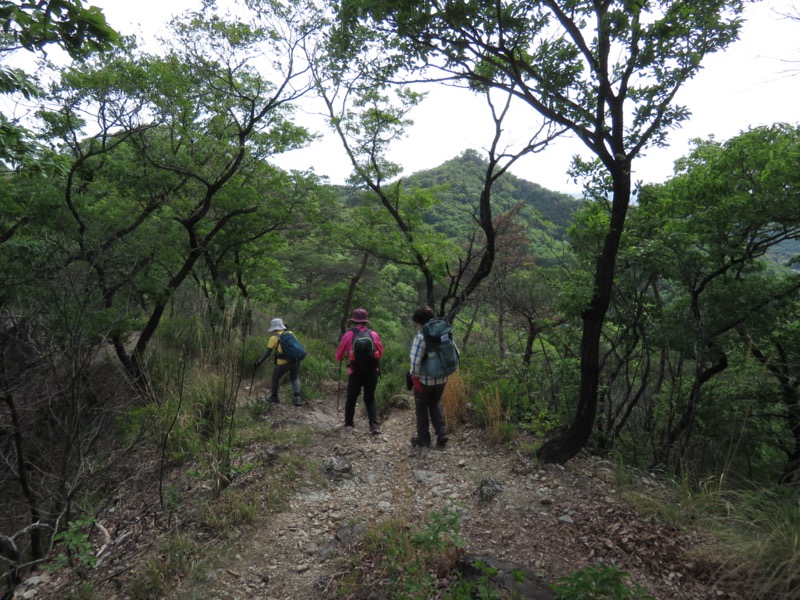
[254,317,303,406]
[334,308,384,433]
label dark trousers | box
[345,370,378,427]
[414,383,447,442]
[271,362,299,399]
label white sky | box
[87,1,800,194]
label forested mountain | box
[401,149,581,237]
[770,239,800,270]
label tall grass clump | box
[460,350,565,439]
[137,298,250,499]
[623,478,800,600]
[700,487,800,599]
[474,386,511,444]
[127,533,203,599]
[441,369,469,432]
[198,486,261,531]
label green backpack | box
[420,319,459,378]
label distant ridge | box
[402,149,581,235]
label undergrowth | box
[328,507,465,599]
[620,474,800,600]
[699,487,800,599]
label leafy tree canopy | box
[1,0,118,165]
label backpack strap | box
[276,330,289,360]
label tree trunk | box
[460,300,481,352]
[537,313,605,463]
[659,351,728,470]
[340,251,369,335]
[3,394,44,559]
[747,340,800,485]
[497,301,506,360]
[523,317,538,366]
[537,168,631,464]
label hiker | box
[335,308,384,434]
[409,306,449,448]
[254,318,303,406]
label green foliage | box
[0,0,119,164]
[553,563,654,599]
[297,337,338,397]
[600,123,800,474]
[445,560,502,599]
[359,508,464,599]
[405,150,581,238]
[47,516,98,572]
[4,12,800,600]
[0,0,119,56]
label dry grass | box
[480,387,510,444]
[441,369,469,432]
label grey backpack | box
[420,319,459,377]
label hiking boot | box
[266,395,279,404]
[436,434,449,447]
[293,394,303,407]
[410,436,431,447]
[370,423,381,435]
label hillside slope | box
[17,383,741,600]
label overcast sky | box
[91,0,799,195]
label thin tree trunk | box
[460,300,481,352]
[497,301,505,360]
[523,318,538,366]
[340,252,370,335]
[660,352,728,470]
[3,394,44,559]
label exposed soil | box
[13,382,745,600]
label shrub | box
[552,563,654,599]
[334,508,464,599]
[47,516,98,573]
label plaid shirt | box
[409,330,447,386]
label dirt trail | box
[12,387,740,599]
[197,391,738,600]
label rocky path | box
[8,382,748,600]
[198,394,740,600]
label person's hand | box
[254,358,262,368]
[411,375,424,394]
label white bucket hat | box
[268,317,287,332]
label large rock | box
[322,456,352,479]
